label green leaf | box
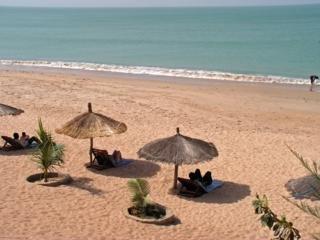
[30,118,65,180]
[127,178,151,208]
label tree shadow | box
[285,175,320,201]
[162,216,182,226]
[177,181,251,204]
[0,148,36,156]
[86,159,161,178]
[65,177,105,196]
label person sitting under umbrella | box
[189,168,213,186]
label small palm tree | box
[32,119,64,182]
[127,178,167,219]
[127,178,151,211]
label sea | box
[0,5,319,85]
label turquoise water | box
[0,5,319,82]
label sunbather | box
[20,132,40,146]
[202,171,213,186]
[112,150,122,163]
[195,169,202,181]
[19,132,29,147]
[189,168,203,181]
[189,169,213,186]
[1,132,40,149]
[1,133,24,150]
[111,150,122,164]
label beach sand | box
[0,68,319,240]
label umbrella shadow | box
[86,159,161,178]
[65,177,105,196]
[0,148,36,156]
[178,181,251,204]
[285,175,320,201]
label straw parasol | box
[137,128,218,189]
[56,103,127,165]
[0,103,24,116]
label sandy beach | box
[0,68,320,240]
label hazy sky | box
[1,0,320,7]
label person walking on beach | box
[310,75,318,92]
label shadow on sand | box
[285,175,320,201]
[65,177,105,196]
[0,148,36,156]
[177,181,251,204]
[86,159,161,178]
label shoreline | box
[0,60,313,87]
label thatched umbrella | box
[0,103,24,116]
[56,103,127,165]
[137,128,218,189]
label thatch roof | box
[137,128,218,165]
[0,103,24,116]
[55,103,127,139]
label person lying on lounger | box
[1,132,40,150]
[189,169,213,186]
[19,132,40,147]
[111,150,122,164]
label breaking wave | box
[0,59,311,85]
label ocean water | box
[0,5,319,84]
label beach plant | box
[127,178,151,210]
[127,178,166,219]
[32,119,65,182]
[253,194,301,240]
[285,147,320,240]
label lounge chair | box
[90,148,132,170]
[1,136,39,152]
[177,177,223,197]
[1,136,24,151]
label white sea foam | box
[0,59,311,85]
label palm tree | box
[32,119,64,182]
[127,178,151,212]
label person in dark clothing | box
[2,133,21,148]
[13,132,19,140]
[194,169,202,182]
[189,169,202,181]
[202,171,213,186]
[310,75,319,92]
[189,172,197,181]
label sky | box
[0,0,320,7]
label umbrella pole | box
[173,164,179,189]
[89,137,93,165]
